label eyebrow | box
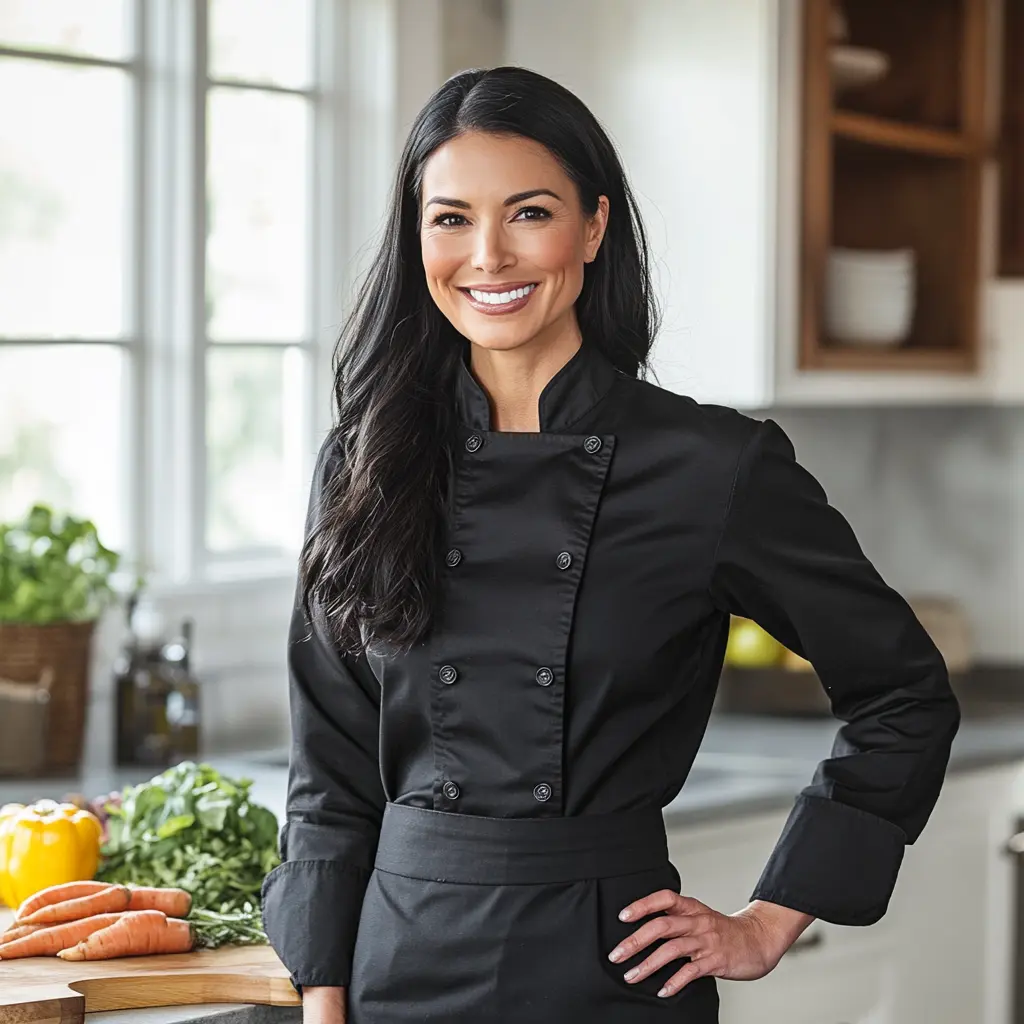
[423,188,562,210]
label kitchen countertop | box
[2,665,1022,1024]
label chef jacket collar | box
[454,337,620,433]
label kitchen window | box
[0,0,345,588]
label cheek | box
[420,233,464,286]
[527,225,586,277]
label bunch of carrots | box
[0,880,195,961]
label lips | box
[459,283,539,315]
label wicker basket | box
[0,620,97,774]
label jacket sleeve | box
[708,417,961,926]
[260,439,387,992]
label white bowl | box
[825,249,917,345]
[830,45,890,93]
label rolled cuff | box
[749,792,907,926]
[261,858,371,993]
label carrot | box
[56,910,195,961]
[15,880,118,922]
[17,884,131,926]
[126,885,192,917]
[0,922,50,944]
[0,912,128,960]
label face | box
[419,131,609,354]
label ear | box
[584,195,610,263]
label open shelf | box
[831,111,978,159]
[798,0,989,374]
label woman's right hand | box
[301,986,347,1024]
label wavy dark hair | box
[300,65,660,657]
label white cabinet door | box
[505,0,780,409]
[879,763,1020,1024]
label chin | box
[458,323,540,352]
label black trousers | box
[346,802,720,1022]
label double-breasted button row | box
[447,545,572,572]
[442,780,550,802]
[464,433,601,454]
[439,664,554,686]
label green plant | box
[96,761,281,948]
[0,504,120,624]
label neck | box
[467,314,583,433]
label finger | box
[619,890,702,923]
[621,937,704,986]
[657,957,712,997]
[608,910,709,962]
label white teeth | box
[468,284,536,305]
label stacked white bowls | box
[825,246,917,345]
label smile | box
[460,283,538,314]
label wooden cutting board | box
[0,907,301,1023]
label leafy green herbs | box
[0,504,120,623]
[96,761,281,948]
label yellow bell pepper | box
[0,798,102,910]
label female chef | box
[261,66,961,1023]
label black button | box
[445,548,462,567]
[535,666,554,686]
[465,433,483,452]
[583,435,602,454]
[556,551,572,570]
[443,781,460,800]
[533,782,552,802]
[439,664,458,685]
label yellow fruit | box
[724,616,784,668]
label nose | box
[471,218,514,275]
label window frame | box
[1,0,375,595]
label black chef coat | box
[261,336,961,1005]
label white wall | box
[767,404,1024,662]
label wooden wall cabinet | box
[800,0,991,373]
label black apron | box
[346,801,720,1022]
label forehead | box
[420,131,572,204]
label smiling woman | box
[260,65,960,1024]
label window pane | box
[206,88,310,343]
[0,345,127,553]
[208,0,313,89]
[206,346,306,554]
[0,59,130,340]
[0,0,130,60]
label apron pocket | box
[591,861,715,1008]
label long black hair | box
[300,66,660,657]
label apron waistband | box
[373,801,669,884]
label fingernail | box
[657,986,670,997]
[608,947,624,962]
[624,968,639,981]
[619,908,631,921]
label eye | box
[431,211,467,228]
[513,205,552,222]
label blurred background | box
[1,1,1023,1021]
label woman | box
[261,67,961,1023]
